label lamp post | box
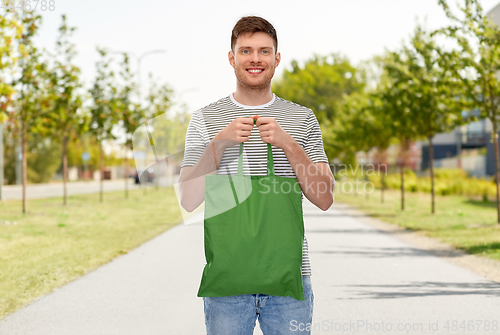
[137,50,167,100]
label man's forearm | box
[282,141,334,211]
[178,138,228,212]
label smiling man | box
[178,16,334,335]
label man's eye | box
[262,50,269,54]
[242,50,250,54]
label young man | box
[179,16,334,335]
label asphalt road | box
[0,200,499,335]
[1,179,142,200]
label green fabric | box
[198,141,305,300]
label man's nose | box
[250,51,261,64]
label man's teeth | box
[248,69,263,73]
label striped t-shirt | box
[181,93,329,276]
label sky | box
[11,0,500,113]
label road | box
[0,200,499,334]
[2,179,146,200]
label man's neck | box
[232,87,274,106]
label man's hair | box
[231,16,278,53]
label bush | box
[364,167,496,198]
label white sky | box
[24,0,500,112]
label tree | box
[377,51,421,210]
[0,11,21,121]
[89,47,119,203]
[437,0,500,223]
[142,74,174,188]
[0,12,22,198]
[385,25,466,214]
[117,53,144,198]
[10,11,53,213]
[45,14,85,205]
[335,91,395,202]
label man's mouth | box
[246,68,264,74]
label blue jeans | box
[203,276,314,335]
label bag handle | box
[237,142,275,177]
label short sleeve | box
[304,110,329,164]
[180,110,207,168]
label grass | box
[336,187,500,261]
[0,187,182,319]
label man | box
[178,16,334,335]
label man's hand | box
[214,117,255,148]
[254,116,294,150]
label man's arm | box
[282,142,334,211]
[178,138,225,212]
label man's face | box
[228,32,281,91]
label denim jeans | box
[203,276,313,335]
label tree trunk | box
[428,136,435,214]
[21,119,27,214]
[400,163,405,211]
[493,124,500,224]
[0,123,4,201]
[381,170,385,203]
[100,140,104,203]
[365,174,369,200]
[62,134,68,206]
[124,143,128,199]
[399,138,411,211]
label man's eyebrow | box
[238,46,273,50]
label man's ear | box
[275,51,281,69]
[228,50,235,68]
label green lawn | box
[0,187,182,319]
[336,187,500,260]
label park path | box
[0,199,499,335]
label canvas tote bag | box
[198,140,305,300]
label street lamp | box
[137,50,167,100]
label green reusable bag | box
[198,141,305,300]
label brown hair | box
[231,16,278,52]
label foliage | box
[147,109,189,165]
[437,0,500,222]
[45,15,86,142]
[26,135,61,183]
[9,10,52,134]
[88,47,119,142]
[366,168,496,198]
[0,11,22,123]
[2,130,61,184]
[117,53,143,148]
[272,54,365,164]
[145,72,173,121]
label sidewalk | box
[0,200,499,335]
